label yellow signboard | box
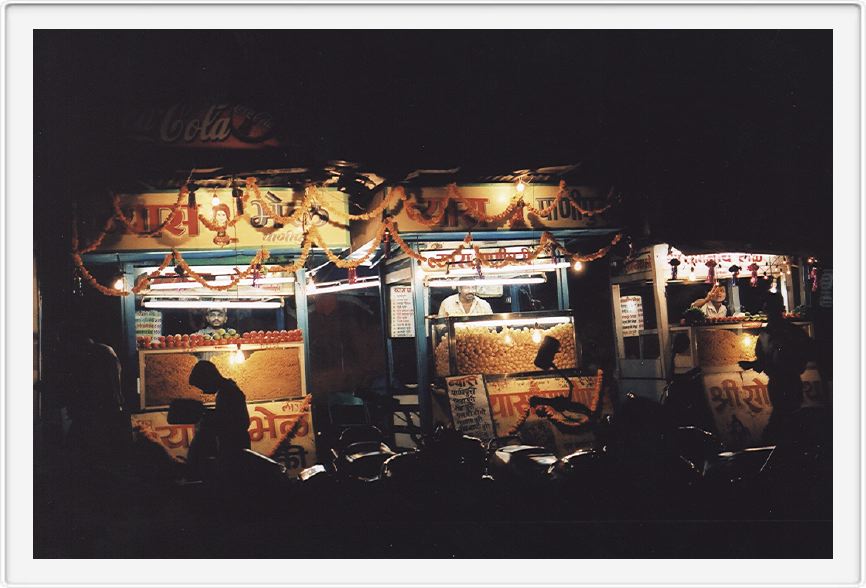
[95,187,350,252]
[486,373,602,456]
[130,397,315,476]
[351,183,616,249]
[703,368,826,449]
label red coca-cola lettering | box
[159,103,232,144]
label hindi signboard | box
[92,188,349,252]
[486,372,602,456]
[130,398,315,477]
[445,374,496,441]
[389,285,416,338]
[703,368,825,449]
[619,296,645,338]
[351,183,617,249]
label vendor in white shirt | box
[690,284,728,318]
[438,286,493,317]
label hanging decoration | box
[669,258,680,281]
[728,265,741,281]
[747,263,760,287]
[704,259,717,284]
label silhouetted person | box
[61,331,127,461]
[740,293,811,444]
[188,361,251,460]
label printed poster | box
[445,374,496,441]
[389,285,416,338]
[619,296,645,338]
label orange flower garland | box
[112,187,187,236]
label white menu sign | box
[445,374,496,441]
[135,310,162,338]
[620,295,645,337]
[389,285,416,338]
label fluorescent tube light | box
[148,276,295,290]
[454,316,566,329]
[426,276,545,288]
[306,280,380,295]
[143,300,283,309]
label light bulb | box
[769,279,778,294]
[516,179,526,193]
[572,260,584,272]
[113,277,125,290]
[211,193,220,206]
[688,267,697,281]
[503,332,514,346]
[741,335,754,350]
[531,329,542,344]
[233,349,245,364]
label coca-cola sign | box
[123,102,278,149]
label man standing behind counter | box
[690,284,728,318]
[438,285,493,317]
[197,307,229,335]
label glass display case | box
[670,321,814,373]
[431,310,578,377]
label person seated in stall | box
[438,285,493,317]
[690,283,728,318]
[196,307,230,335]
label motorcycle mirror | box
[534,335,560,370]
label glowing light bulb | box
[769,278,778,294]
[572,260,584,272]
[211,193,220,206]
[741,335,754,350]
[688,266,697,281]
[516,179,526,193]
[113,277,125,290]
[531,329,542,344]
[503,332,514,346]
[233,349,245,364]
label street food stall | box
[350,167,622,453]
[609,243,827,448]
[74,177,358,473]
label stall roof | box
[668,240,817,258]
[399,163,587,186]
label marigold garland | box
[73,182,624,296]
[72,227,624,296]
[112,187,187,236]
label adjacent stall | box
[350,168,622,451]
[74,178,357,473]
[609,243,828,448]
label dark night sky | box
[35,29,832,255]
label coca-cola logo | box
[124,103,277,147]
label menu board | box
[819,269,832,308]
[619,295,645,337]
[135,310,162,338]
[389,285,416,338]
[445,374,496,441]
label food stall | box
[609,243,827,448]
[350,167,622,452]
[74,177,358,473]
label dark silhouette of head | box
[764,292,785,322]
[189,360,224,394]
